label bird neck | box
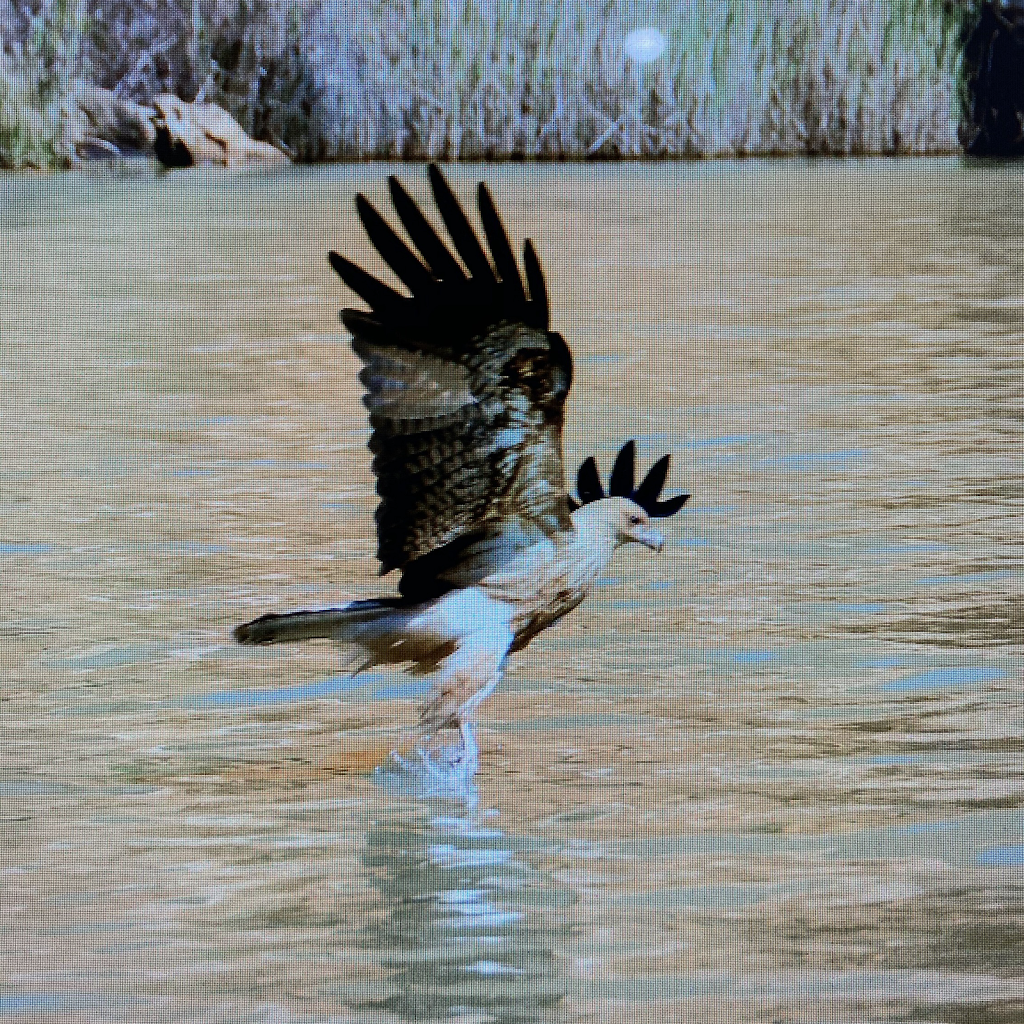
[566,509,620,583]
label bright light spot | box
[624,27,667,65]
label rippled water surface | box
[2,160,1022,1023]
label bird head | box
[614,498,665,552]
[569,440,689,552]
[570,497,664,552]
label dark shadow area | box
[152,122,194,167]
[961,0,1024,156]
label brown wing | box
[330,165,574,600]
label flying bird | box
[234,165,689,742]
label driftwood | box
[150,95,290,168]
[63,83,156,161]
[61,83,289,168]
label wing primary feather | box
[387,176,467,283]
[632,454,671,508]
[478,182,527,307]
[522,239,549,328]
[329,250,406,312]
[577,456,605,503]
[341,310,392,347]
[428,164,497,286]
[354,194,435,296]
[650,493,691,517]
[609,440,636,497]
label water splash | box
[376,724,481,807]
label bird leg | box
[378,600,514,791]
[420,625,513,732]
[408,668,497,773]
[456,720,480,773]
[457,666,504,720]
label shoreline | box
[0,147,980,179]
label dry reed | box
[1,0,977,168]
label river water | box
[1,159,1022,1023]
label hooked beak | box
[633,525,665,552]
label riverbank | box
[1,0,980,170]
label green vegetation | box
[0,0,82,168]
[0,0,979,169]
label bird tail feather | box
[233,598,450,672]
[234,599,408,646]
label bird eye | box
[629,515,642,525]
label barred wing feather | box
[331,166,574,600]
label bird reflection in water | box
[360,753,566,1022]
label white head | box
[572,496,665,552]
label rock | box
[63,83,157,162]
[150,95,290,169]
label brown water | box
[1,159,1022,1024]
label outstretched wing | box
[330,165,574,600]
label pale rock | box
[150,94,289,168]
[63,83,156,162]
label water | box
[1,159,1022,1023]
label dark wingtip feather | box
[478,182,526,307]
[649,493,690,518]
[632,454,671,508]
[608,441,636,498]
[341,308,380,334]
[328,250,406,312]
[428,164,496,285]
[576,456,605,504]
[354,193,434,296]
[522,239,549,329]
[387,174,466,283]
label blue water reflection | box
[976,845,1024,867]
[198,674,378,706]
[0,542,52,555]
[883,666,1006,691]
[730,650,774,664]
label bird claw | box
[376,720,480,803]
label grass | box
[0,0,83,168]
[0,0,979,168]
[304,0,974,160]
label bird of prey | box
[234,165,689,743]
